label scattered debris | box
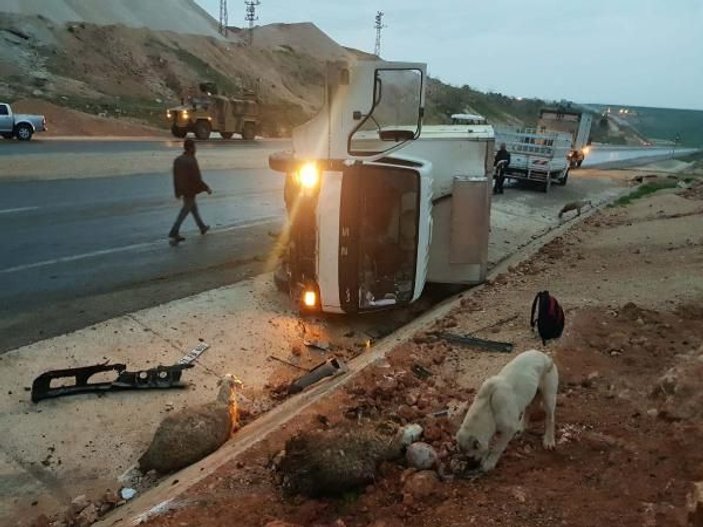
[303,339,331,352]
[31,362,193,402]
[119,487,137,501]
[177,342,210,364]
[438,333,513,353]
[268,355,309,372]
[288,358,346,394]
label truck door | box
[0,104,12,132]
[337,163,430,313]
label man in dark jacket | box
[168,139,212,245]
[493,143,511,194]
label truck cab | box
[271,61,494,314]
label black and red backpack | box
[530,290,565,344]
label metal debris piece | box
[269,355,310,372]
[31,363,193,403]
[177,342,210,365]
[288,358,346,394]
[438,333,513,353]
[303,339,331,352]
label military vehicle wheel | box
[171,125,188,138]
[241,122,256,141]
[194,121,211,140]
[15,123,33,141]
[220,132,234,139]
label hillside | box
[0,0,220,36]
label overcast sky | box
[196,0,703,110]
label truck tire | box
[15,123,33,141]
[171,125,188,138]
[193,121,211,140]
[220,131,234,139]
[241,122,256,141]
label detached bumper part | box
[31,363,193,403]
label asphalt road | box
[0,167,286,351]
[0,140,695,353]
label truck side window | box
[0,105,8,115]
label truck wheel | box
[171,125,187,138]
[241,122,256,141]
[193,121,211,140]
[15,124,33,141]
[220,131,234,139]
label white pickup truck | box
[0,102,47,141]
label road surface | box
[0,140,695,352]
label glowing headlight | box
[582,146,591,155]
[182,110,189,119]
[166,111,172,119]
[296,162,320,189]
[302,290,317,308]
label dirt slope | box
[123,180,702,527]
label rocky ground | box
[42,179,696,527]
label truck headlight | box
[302,290,317,308]
[182,110,189,119]
[582,146,590,155]
[296,162,320,189]
[166,111,172,119]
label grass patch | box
[611,179,679,207]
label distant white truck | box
[0,102,47,141]
[494,126,573,193]
[537,106,593,168]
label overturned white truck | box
[270,61,494,314]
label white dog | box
[455,349,558,472]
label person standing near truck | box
[493,143,511,194]
[168,139,212,246]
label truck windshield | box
[348,68,423,156]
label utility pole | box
[245,0,261,46]
[374,11,386,57]
[218,0,228,37]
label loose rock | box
[406,442,438,470]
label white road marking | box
[0,216,281,275]
[0,206,39,214]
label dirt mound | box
[11,98,166,136]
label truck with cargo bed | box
[0,102,47,141]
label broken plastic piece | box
[31,363,193,403]
[178,342,210,364]
[288,358,346,394]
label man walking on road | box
[168,139,212,246]
[493,142,511,194]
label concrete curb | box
[96,186,632,526]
